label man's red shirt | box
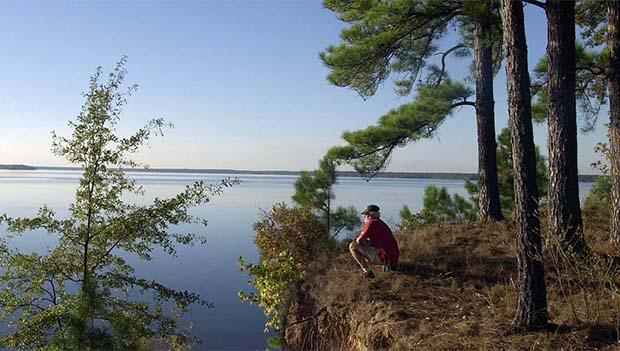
[357,218,399,265]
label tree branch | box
[450,100,476,109]
[344,94,471,179]
[434,43,468,86]
[523,0,546,10]
[577,65,606,77]
[41,286,56,302]
[48,276,58,304]
[275,307,328,332]
[34,296,55,305]
[93,236,125,269]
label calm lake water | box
[0,170,594,350]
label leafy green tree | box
[461,0,504,222]
[240,156,358,332]
[465,127,547,217]
[322,0,506,221]
[292,156,360,237]
[0,59,235,350]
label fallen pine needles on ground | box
[285,220,620,350]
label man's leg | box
[349,241,371,271]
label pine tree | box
[535,0,612,245]
[466,127,548,217]
[607,1,620,245]
[501,0,548,332]
[321,0,505,221]
[547,0,584,252]
[527,0,585,253]
[470,1,504,221]
[292,156,360,237]
[328,80,474,173]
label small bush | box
[585,176,611,216]
[400,185,475,229]
[239,204,335,330]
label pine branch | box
[450,100,476,109]
[523,0,546,10]
[434,43,468,86]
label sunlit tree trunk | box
[608,0,620,245]
[475,18,503,222]
[501,0,548,331]
[546,0,585,253]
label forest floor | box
[285,213,620,350]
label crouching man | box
[349,204,400,278]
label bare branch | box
[450,100,476,109]
[577,65,606,77]
[523,0,546,10]
[434,43,468,86]
[41,286,55,302]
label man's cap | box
[362,204,380,215]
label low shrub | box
[239,203,336,331]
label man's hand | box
[356,234,363,245]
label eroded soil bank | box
[284,222,620,350]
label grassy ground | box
[285,217,620,350]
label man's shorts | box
[358,241,382,265]
[356,240,399,269]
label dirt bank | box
[284,222,620,350]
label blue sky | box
[0,1,607,173]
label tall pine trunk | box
[475,18,503,222]
[546,0,585,253]
[609,1,620,245]
[501,0,548,331]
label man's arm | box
[356,221,372,244]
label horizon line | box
[0,164,602,180]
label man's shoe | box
[362,270,375,278]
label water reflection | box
[0,169,593,349]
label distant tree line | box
[11,166,603,181]
[0,164,36,170]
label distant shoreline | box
[0,164,37,170]
[0,164,601,182]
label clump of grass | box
[544,232,620,341]
[285,219,620,350]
